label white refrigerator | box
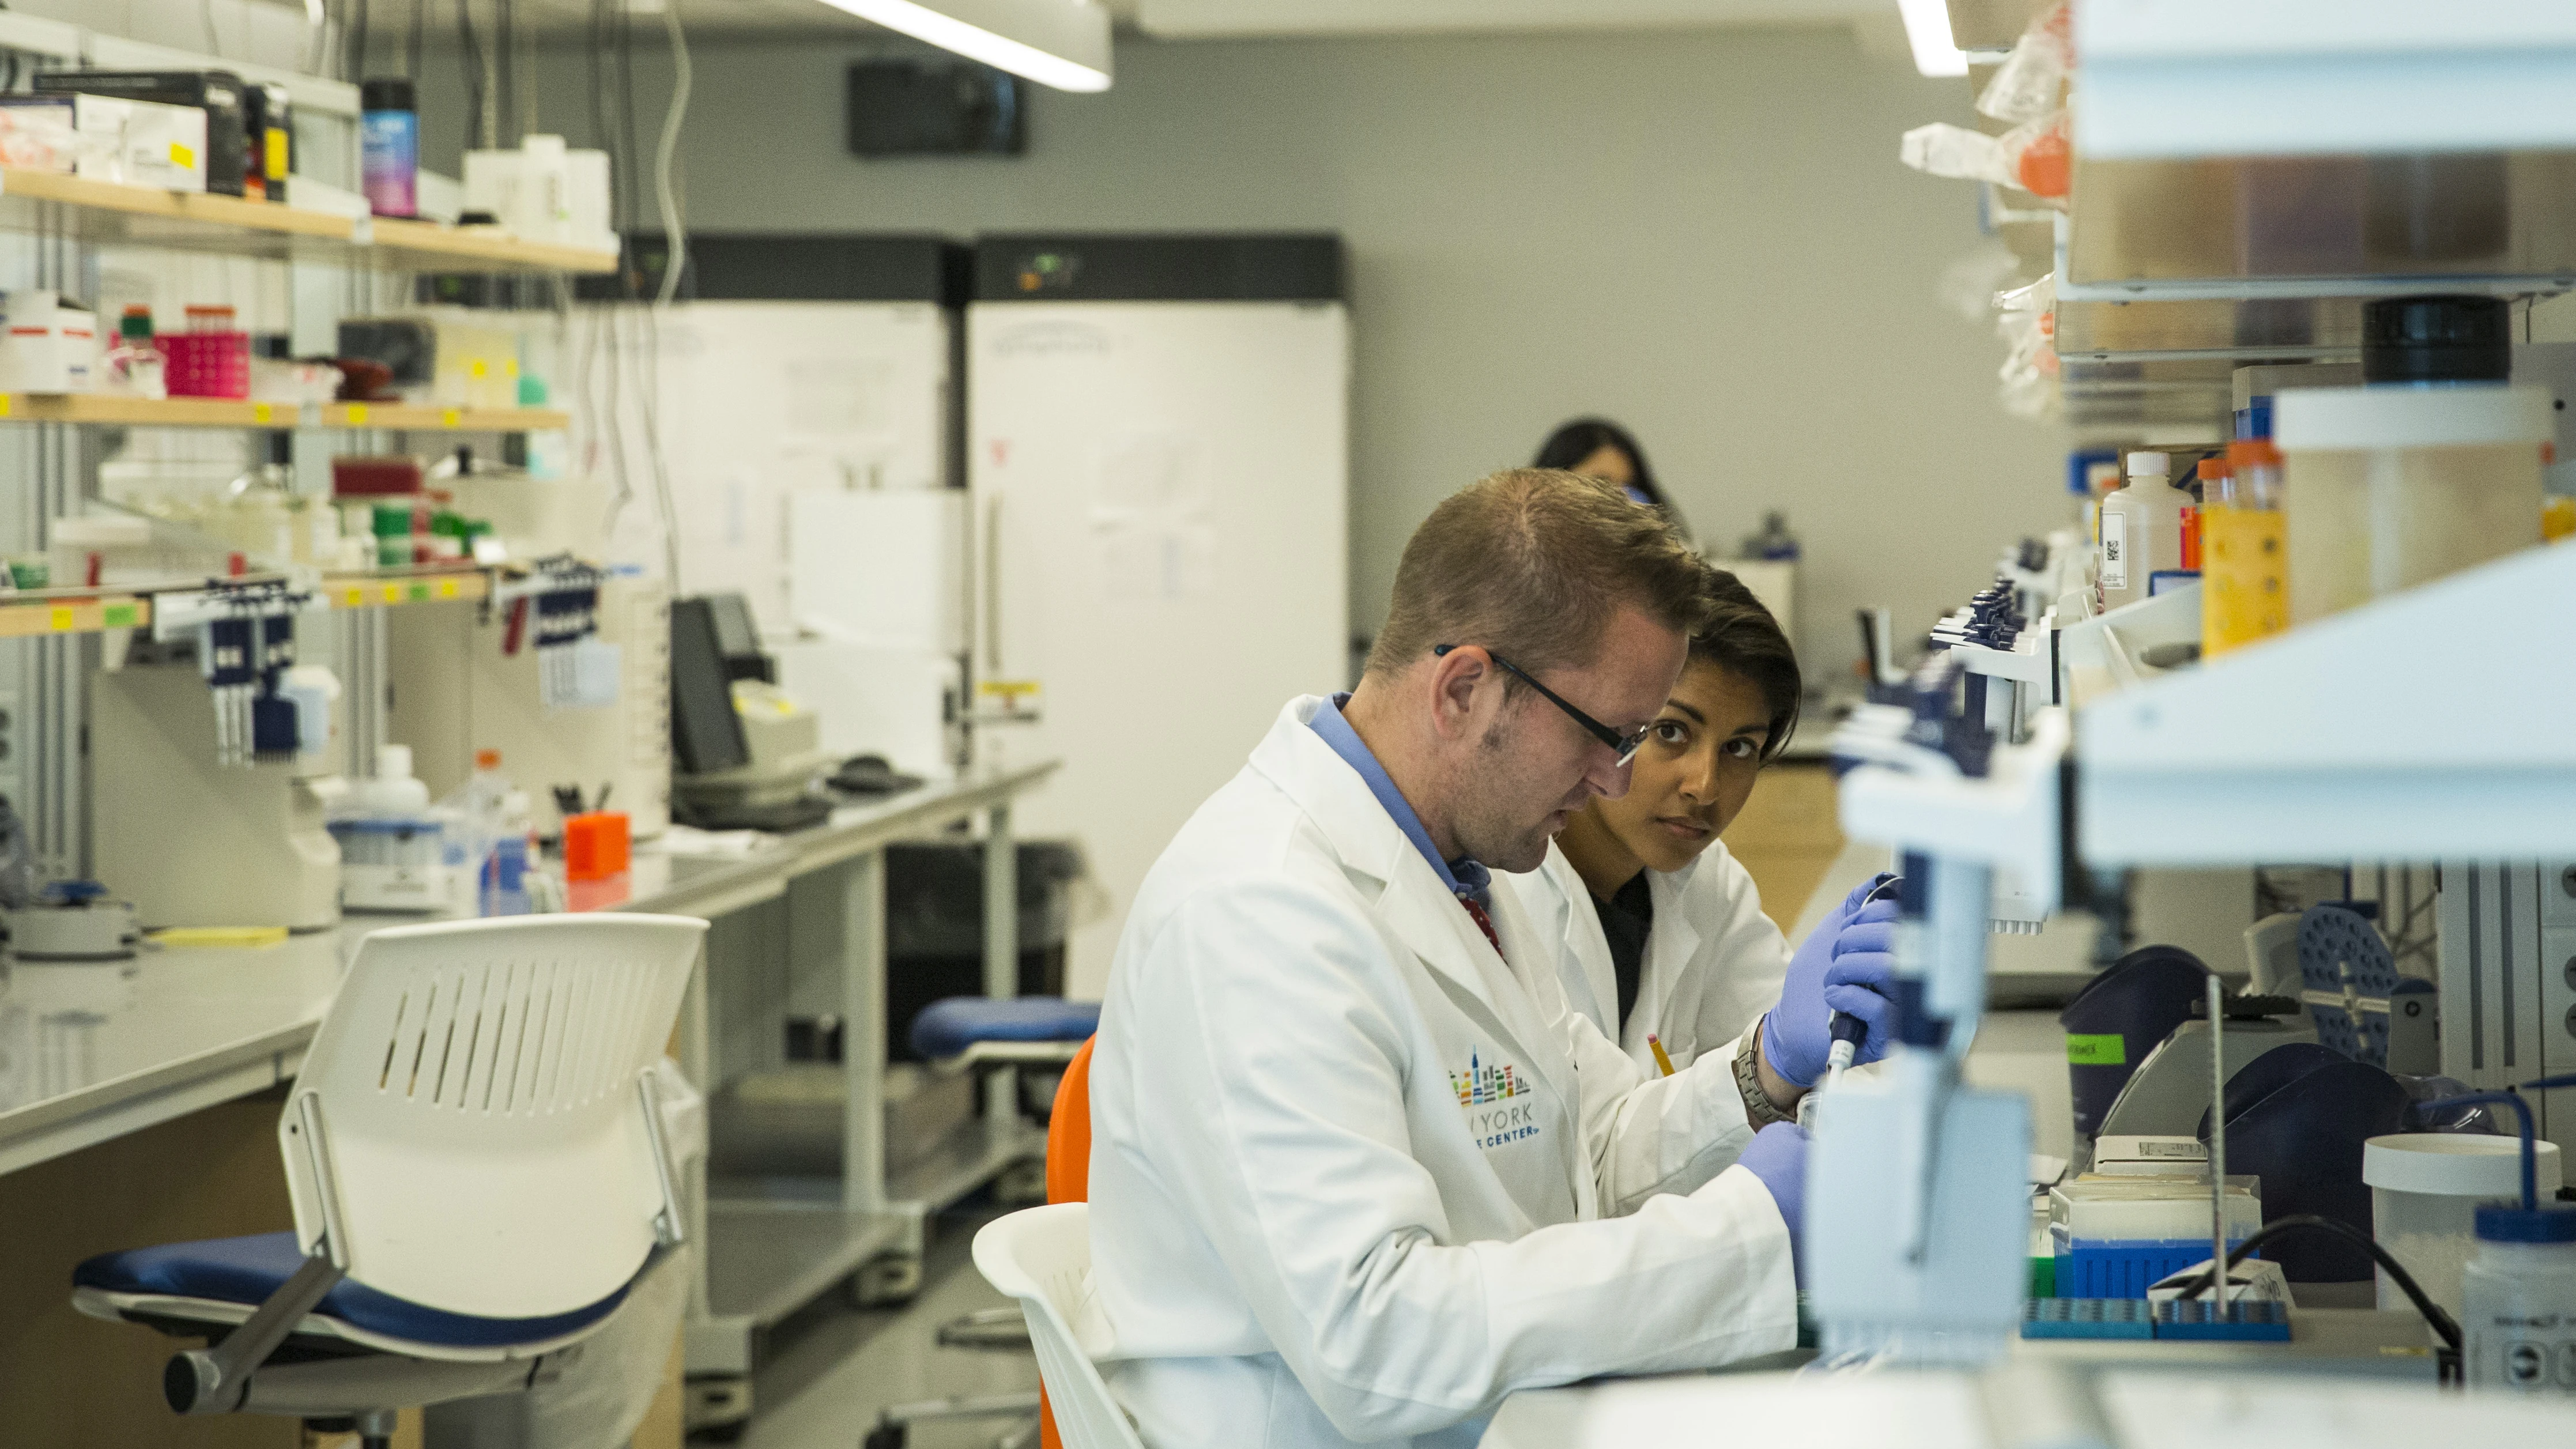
[968,234,1350,997]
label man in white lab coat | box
[1087,469,1898,1448]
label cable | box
[2180,1214,2461,1359]
[202,0,223,56]
[406,0,424,80]
[456,0,485,152]
[652,0,691,305]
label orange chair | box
[1036,1036,1096,1449]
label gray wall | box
[431,25,2072,685]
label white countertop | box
[0,761,1059,1178]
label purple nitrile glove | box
[1737,1121,1810,1278]
[1833,871,1899,922]
[1763,898,1900,1087]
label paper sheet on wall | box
[1092,431,1214,601]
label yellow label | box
[442,409,461,428]
[506,360,519,378]
[345,403,370,425]
[252,402,273,424]
[979,680,1043,700]
[2201,507,2288,658]
[171,141,195,169]
[265,128,288,179]
[0,395,14,418]
[437,578,459,599]
[47,606,74,632]
[342,587,365,607]
[381,584,402,604]
[101,602,140,628]
[470,359,489,379]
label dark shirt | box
[1589,871,1656,1035]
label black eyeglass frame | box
[1431,644,1649,766]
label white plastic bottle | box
[2097,451,2192,612]
[355,744,432,816]
[2462,1205,2576,1393]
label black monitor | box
[670,597,750,775]
[703,593,775,684]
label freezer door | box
[971,300,1351,995]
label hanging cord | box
[345,0,370,84]
[2179,1214,2461,1365]
[652,0,690,305]
[456,0,486,152]
[202,0,224,56]
[406,0,424,81]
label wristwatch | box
[1734,1017,1799,1131]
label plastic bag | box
[1977,0,2073,124]
[1900,110,2071,201]
[1994,273,2062,420]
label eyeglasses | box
[1432,644,1649,766]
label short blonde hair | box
[1364,469,1713,683]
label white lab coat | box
[1499,840,1794,1078]
[1087,696,1798,1449]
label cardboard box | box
[0,290,99,394]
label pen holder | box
[563,810,630,882]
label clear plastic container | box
[2463,1211,2576,1393]
[2366,1133,2563,1324]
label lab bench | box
[0,759,1061,1407]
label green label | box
[2066,1033,2126,1066]
[406,583,431,603]
[101,602,139,628]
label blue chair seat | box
[74,1232,631,1352]
[908,996,1100,1061]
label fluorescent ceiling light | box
[821,0,1113,92]
[1895,0,1968,77]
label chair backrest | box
[1046,1036,1096,1205]
[974,1203,1141,1449]
[279,914,707,1319]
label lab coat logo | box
[1453,1050,1541,1150]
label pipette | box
[1796,873,1903,1130]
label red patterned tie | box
[1459,895,1501,956]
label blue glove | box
[1762,897,1900,1088]
[1736,1121,1809,1278]
[1834,871,1898,922]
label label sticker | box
[171,141,195,169]
[342,587,364,607]
[252,402,273,424]
[437,578,459,598]
[2066,1033,2126,1066]
[345,403,371,425]
[266,129,288,179]
[101,602,140,628]
[406,583,430,602]
[442,409,461,427]
[47,606,74,632]
[470,359,488,379]
[2099,512,2129,590]
[381,584,402,604]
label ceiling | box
[507,0,1882,42]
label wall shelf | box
[0,167,617,276]
[0,590,148,638]
[0,394,568,432]
[315,568,489,610]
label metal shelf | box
[0,394,567,432]
[0,167,617,276]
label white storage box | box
[0,93,205,190]
[0,289,97,393]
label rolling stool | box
[866,1002,1099,1449]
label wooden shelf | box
[316,568,489,610]
[0,394,567,432]
[0,167,617,276]
[0,591,147,638]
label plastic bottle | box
[2096,451,2190,611]
[2202,440,2289,658]
[372,503,413,569]
[101,306,165,401]
[360,78,418,219]
[2186,456,2224,571]
[2462,1206,2576,1391]
[356,744,433,816]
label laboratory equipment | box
[2278,296,2551,624]
[2048,1176,2264,1298]
[0,290,97,393]
[2216,1054,2414,1282]
[970,232,1349,988]
[668,594,831,832]
[2200,438,2287,657]
[91,656,340,933]
[3,880,141,962]
[2438,860,2576,1165]
[329,746,451,913]
[384,568,672,840]
[162,304,251,401]
[2096,994,2318,1140]
[0,92,209,190]
[336,313,523,410]
[2368,1133,2564,1323]
[2058,944,2210,1142]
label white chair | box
[972,1202,1144,1449]
[71,913,708,1449]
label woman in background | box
[1533,417,1687,534]
[1502,566,1888,1078]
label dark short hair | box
[1691,565,1801,763]
[1532,417,1686,536]
[1366,469,1714,685]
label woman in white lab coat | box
[1506,568,1868,1075]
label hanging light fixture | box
[819,0,1113,93]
